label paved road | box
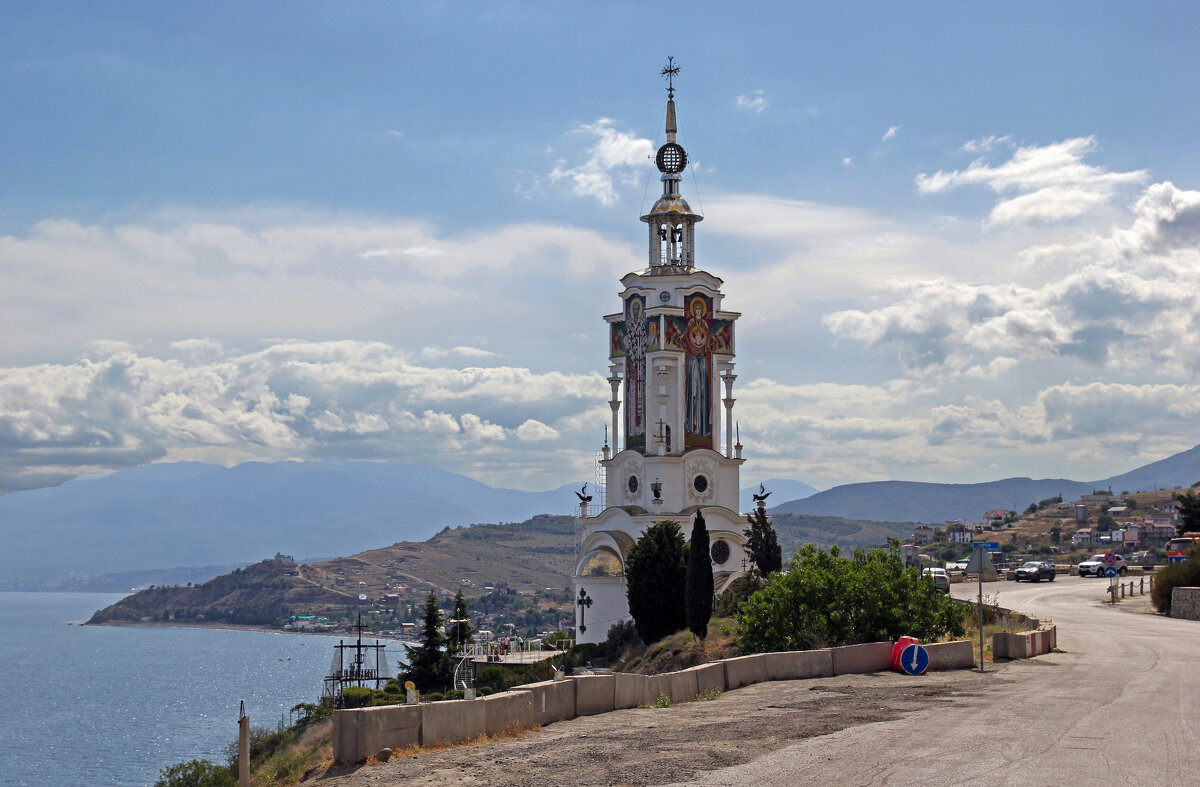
[675,576,1200,786]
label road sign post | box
[966,544,996,672]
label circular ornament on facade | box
[655,142,687,174]
[659,290,671,303]
[627,474,639,495]
[687,459,716,504]
[710,539,730,565]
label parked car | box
[1013,561,1056,582]
[1078,553,1128,577]
[945,560,970,574]
[922,567,951,592]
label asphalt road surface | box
[675,575,1200,786]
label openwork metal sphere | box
[656,142,687,174]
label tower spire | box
[642,58,700,271]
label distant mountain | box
[738,478,818,513]
[0,460,582,590]
[772,443,1200,524]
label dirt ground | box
[310,667,997,786]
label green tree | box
[1097,513,1116,529]
[446,589,473,654]
[685,511,714,640]
[154,759,235,787]
[403,591,450,692]
[744,507,783,576]
[625,520,687,645]
[1177,492,1200,536]
[1050,526,1061,545]
[734,543,964,653]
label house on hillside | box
[913,524,935,545]
[1107,506,1129,517]
[1072,528,1093,545]
[983,510,1007,523]
[1082,491,1114,504]
[945,521,973,544]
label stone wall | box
[332,639,978,764]
[1170,587,1200,620]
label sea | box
[0,592,395,786]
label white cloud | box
[962,135,1013,153]
[735,90,768,113]
[842,157,853,167]
[916,137,1148,227]
[0,341,605,493]
[882,126,900,142]
[547,119,653,206]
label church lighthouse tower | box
[574,62,747,645]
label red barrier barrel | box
[891,636,919,671]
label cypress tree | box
[744,507,783,576]
[625,520,687,645]
[685,511,714,640]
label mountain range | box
[2,445,1196,590]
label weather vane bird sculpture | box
[752,483,771,504]
[575,483,593,504]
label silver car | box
[922,567,951,592]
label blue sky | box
[2,2,1200,495]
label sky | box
[2,2,1200,495]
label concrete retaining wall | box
[925,640,974,670]
[763,649,834,681]
[522,679,575,727]
[482,690,533,736]
[1170,587,1200,620]
[573,674,616,716]
[421,699,486,746]
[614,672,653,709]
[683,663,726,696]
[662,668,700,705]
[723,653,771,689]
[831,642,892,675]
[332,704,421,764]
[992,626,1057,659]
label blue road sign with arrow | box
[1104,566,1118,578]
[900,643,929,675]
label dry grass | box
[615,619,739,675]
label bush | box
[423,692,444,702]
[735,543,965,653]
[1151,543,1200,613]
[154,759,235,787]
[714,572,763,617]
[604,620,640,662]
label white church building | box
[573,70,751,644]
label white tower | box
[574,63,748,644]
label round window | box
[711,539,730,565]
[692,474,708,494]
[627,475,639,494]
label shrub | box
[340,687,374,709]
[154,759,235,787]
[714,572,763,617]
[735,543,965,653]
[423,692,444,702]
[1151,543,1200,613]
[604,620,640,662]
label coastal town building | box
[573,69,749,645]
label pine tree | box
[1178,491,1200,536]
[744,506,783,576]
[403,591,450,692]
[446,588,473,654]
[685,511,714,640]
[625,520,687,645]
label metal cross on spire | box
[661,56,680,98]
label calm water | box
[0,593,376,786]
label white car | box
[1078,553,1127,577]
[923,567,951,592]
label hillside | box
[88,514,577,626]
[773,443,1200,523]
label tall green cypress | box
[625,520,687,645]
[685,511,714,640]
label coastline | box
[84,618,416,642]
